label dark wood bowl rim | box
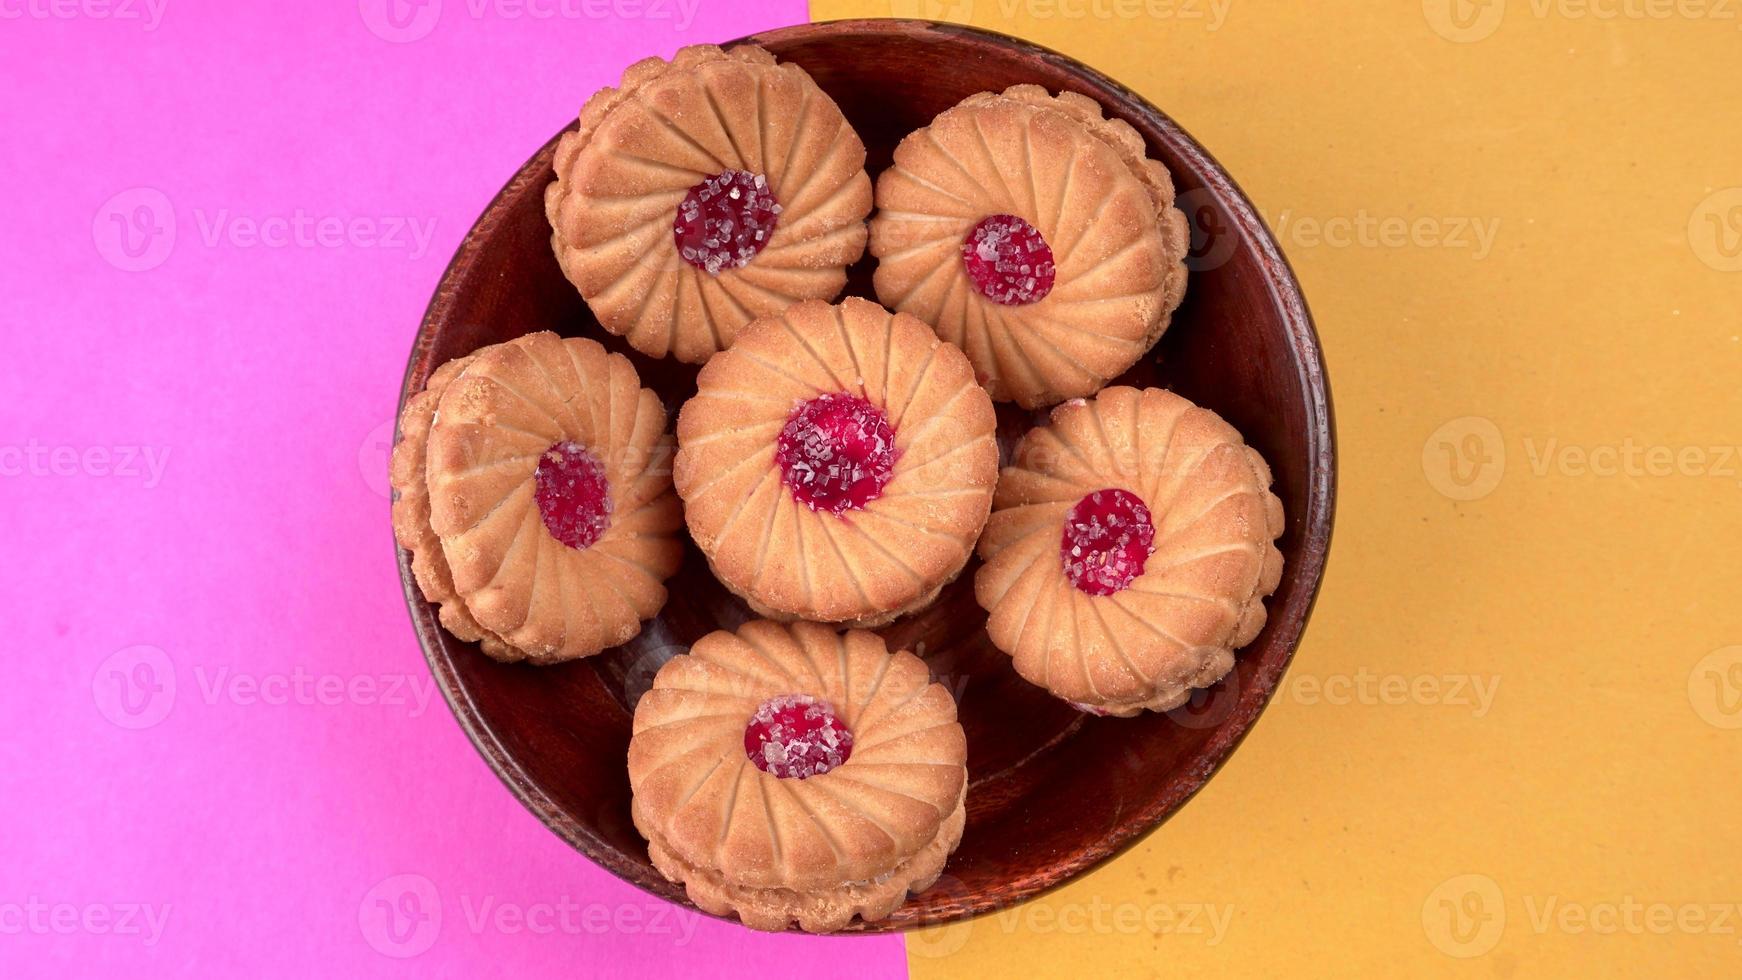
[395,18,1336,933]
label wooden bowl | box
[396,19,1334,932]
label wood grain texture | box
[394,18,1335,933]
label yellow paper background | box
[811,1,1742,975]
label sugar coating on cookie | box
[869,84,1191,409]
[545,44,873,364]
[975,386,1285,716]
[674,297,999,627]
[417,331,683,663]
[628,620,967,933]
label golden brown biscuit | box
[546,44,872,364]
[422,331,683,663]
[674,297,998,627]
[869,85,1190,409]
[975,387,1284,716]
[392,356,522,661]
[628,620,967,932]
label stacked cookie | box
[391,43,1284,933]
[390,332,684,663]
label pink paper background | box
[0,2,910,976]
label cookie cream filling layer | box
[636,788,965,933]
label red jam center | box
[673,170,781,275]
[533,441,612,550]
[744,694,853,779]
[962,214,1056,305]
[1060,488,1155,596]
[776,393,898,515]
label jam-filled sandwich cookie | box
[674,297,998,627]
[974,387,1284,717]
[869,85,1190,409]
[546,44,873,364]
[391,353,519,662]
[628,620,967,933]
[393,331,683,664]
